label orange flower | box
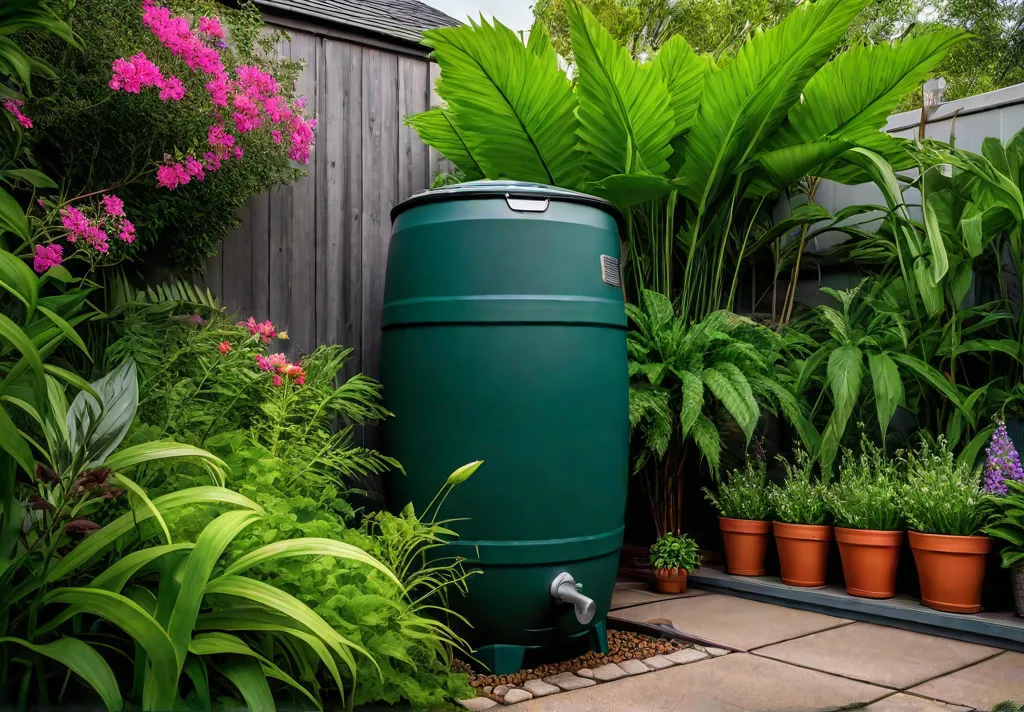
[218,341,231,354]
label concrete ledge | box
[690,567,1024,653]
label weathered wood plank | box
[286,29,320,355]
[427,60,448,182]
[360,49,399,385]
[268,33,294,350]
[398,56,430,200]
[247,192,271,320]
[220,207,252,317]
[342,41,364,377]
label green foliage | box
[984,479,1024,568]
[826,434,904,531]
[902,437,985,536]
[649,531,701,571]
[412,0,963,315]
[703,456,773,521]
[992,701,1024,712]
[18,0,303,272]
[768,449,830,525]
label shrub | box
[985,479,1024,569]
[768,449,830,525]
[826,435,904,531]
[902,438,985,536]
[703,457,773,521]
[649,532,701,572]
[21,0,312,272]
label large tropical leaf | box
[568,0,675,178]
[218,656,275,712]
[820,345,864,468]
[403,109,484,180]
[702,366,758,439]
[223,537,402,589]
[650,35,712,139]
[423,17,580,187]
[677,369,704,439]
[676,0,868,209]
[867,352,903,441]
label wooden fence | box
[200,20,443,383]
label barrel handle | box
[505,195,550,213]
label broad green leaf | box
[424,17,580,187]
[0,247,37,315]
[0,167,57,189]
[889,351,965,410]
[702,366,757,438]
[0,637,122,712]
[104,441,226,485]
[166,511,262,666]
[183,655,211,712]
[0,313,45,401]
[43,588,178,711]
[690,414,721,471]
[37,305,90,359]
[218,657,275,712]
[0,404,32,474]
[0,186,29,239]
[404,109,484,181]
[867,352,902,441]
[677,0,867,209]
[223,537,402,589]
[820,345,863,467]
[526,18,558,68]
[89,543,195,593]
[66,359,138,467]
[961,213,984,257]
[568,0,674,177]
[921,169,950,281]
[115,473,174,546]
[678,369,703,439]
[651,34,712,137]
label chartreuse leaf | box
[569,0,674,177]
[403,109,484,180]
[224,537,402,588]
[0,637,122,712]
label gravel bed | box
[455,630,687,689]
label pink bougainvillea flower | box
[2,98,32,129]
[272,374,283,387]
[101,194,125,217]
[157,75,186,101]
[208,124,235,153]
[61,206,90,241]
[233,145,244,160]
[203,151,222,171]
[218,340,232,354]
[119,219,136,243]
[198,15,225,39]
[294,95,307,109]
[206,73,230,107]
[156,162,191,190]
[33,244,63,273]
[184,155,205,182]
[270,130,282,145]
[109,52,164,93]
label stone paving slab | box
[908,652,1024,710]
[617,659,650,675]
[543,671,596,690]
[521,679,559,697]
[860,693,974,712]
[591,663,628,681]
[610,584,708,610]
[754,622,1001,689]
[513,652,890,712]
[610,593,852,650]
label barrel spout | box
[550,572,596,625]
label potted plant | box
[903,438,989,613]
[826,436,904,598]
[981,421,1024,617]
[704,456,773,576]
[649,532,701,593]
[769,449,831,587]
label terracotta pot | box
[653,567,688,594]
[835,527,903,599]
[774,522,832,587]
[908,531,991,613]
[719,517,772,576]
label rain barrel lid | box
[391,180,625,234]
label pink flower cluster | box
[2,98,32,129]
[255,352,305,386]
[33,244,63,273]
[111,1,317,191]
[59,194,136,254]
[238,316,276,343]
[109,52,186,102]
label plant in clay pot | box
[769,449,832,587]
[826,434,905,599]
[704,445,773,576]
[649,532,701,593]
[902,437,989,613]
[981,421,1024,617]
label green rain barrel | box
[381,181,629,674]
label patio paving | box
[610,584,708,610]
[754,622,1001,688]
[907,652,1024,710]
[609,591,852,649]
[486,584,1024,711]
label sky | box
[421,0,535,33]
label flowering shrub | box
[20,0,309,272]
[2,98,32,129]
[28,192,139,273]
[983,420,1024,496]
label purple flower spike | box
[983,420,1024,496]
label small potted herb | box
[981,421,1024,617]
[769,449,831,587]
[903,438,989,613]
[704,457,773,576]
[826,436,904,599]
[649,532,701,593]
